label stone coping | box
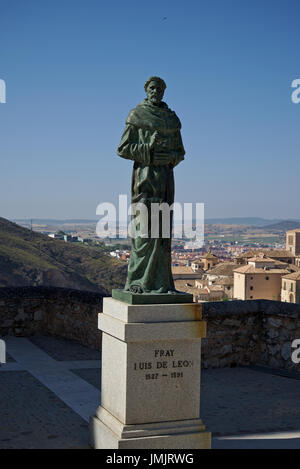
[0,286,105,305]
[0,286,299,318]
[202,299,300,318]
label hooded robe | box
[117,99,185,293]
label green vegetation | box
[106,243,131,251]
[0,217,127,293]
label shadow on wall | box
[0,286,300,371]
[0,286,104,350]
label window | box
[283,282,286,290]
[266,276,269,280]
[250,296,253,299]
[250,286,253,291]
[291,283,294,292]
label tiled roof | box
[234,265,290,275]
[206,262,236,276]
[241,249,294,259]
[201,251,218,259]
[209,285,224,291]
[218,277,234,285]
[282,271,300,280]
[281,263,300,273]
[248,256,275,263]
[172,266,194,274]
[174,279,196,289]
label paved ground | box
[1,335,300,449]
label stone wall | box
[0,287,103,350]
[202,300,300,371]
[0,287,299,371]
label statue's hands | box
[150,132,171,165]
[149,133,183,167]
[149,131,159,151]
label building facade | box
[281,272,300,303]
[286,229,300,267]
[234,255,290,301]
[201,252,219,270]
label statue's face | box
[146,81,165,105]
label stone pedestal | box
[89,298,211,449]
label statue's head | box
[144,76,166,105]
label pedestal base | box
[90,411,211,449]
[112,289,193,304]
[89,298,211,449]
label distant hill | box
[13,218,98,225]
[14,217,300,228]
[258,220,300,232]
[0,217,127,294]
[205,217,284,226]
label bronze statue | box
[117,77,185,295]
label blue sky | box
[0,0,299,220]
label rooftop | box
[218,277,234,285]
[241,249,295,259]
[172,265,205,277]
[171,266,194,274]
[234,265,291,275]
[248,255,276,263]
[174,279,196,290]
[282,271,300,280]
[201,251,219,260]
[206,261,237,277]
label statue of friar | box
[117,77,185,295]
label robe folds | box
[117,99,185,294]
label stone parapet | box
[0,287,299,371]
[201,300,300,370]
[0,286,103,349]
